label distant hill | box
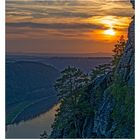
[6,52,112,57]
[6,61,60,124]
[6,56,112,73]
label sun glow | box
[104,28,116,36]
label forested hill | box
[6,61,60,124]
[50,0,134,138]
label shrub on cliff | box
[111,76,134,138]
[112,35,126,69]
[90,63,111,81]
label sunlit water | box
[6,104,59,138]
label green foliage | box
[112,35,126,69]
[90,63,111,81]
[55,66,89,101]
[68,128,77,138]
[53,66,94,137]
[111,76,134,138]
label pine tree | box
[55,66,89,101]
[54,66,89,137]
[112,35,126,69]
[90,63,111,81]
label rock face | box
[50,0,134,138]
[116,18,135,86]
[81,74,114,138]
[116,0,134,86]
[86,0,135,137]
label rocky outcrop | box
[116,17,135,86]
[116,0,135,86]
[50,0,134,138]
[81,74,114,138]
[81,0,135,137]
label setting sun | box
[104,28,116,36]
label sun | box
[104,28,116,36]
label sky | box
[6,0,134,56]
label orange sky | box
[6,0,134,56]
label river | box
[6,104,59,138]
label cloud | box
[6,22,108,30]
[6,0,134,54]
[6,0,134,20]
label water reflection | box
[6,104,59,138]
